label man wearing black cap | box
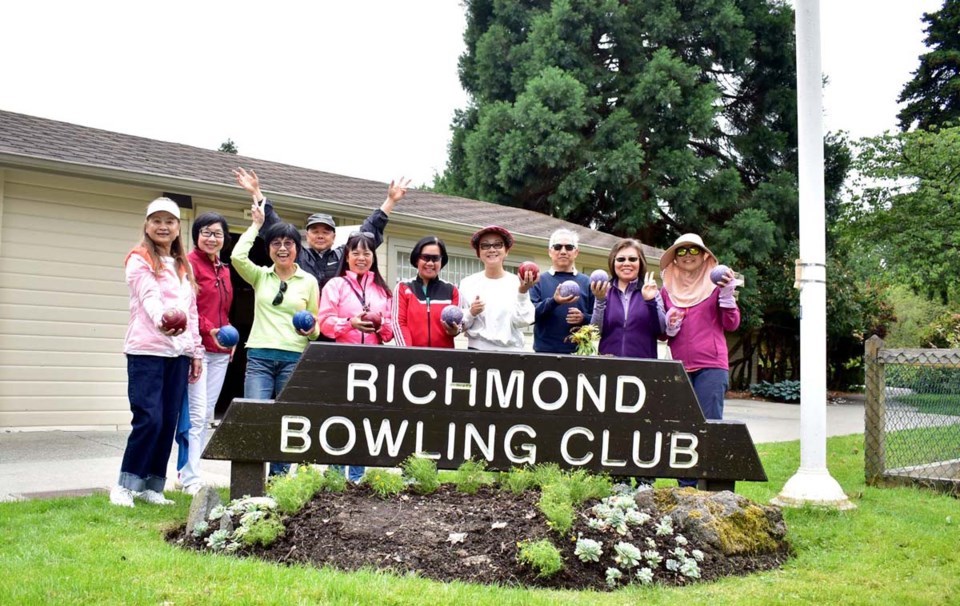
[233,167,410,291]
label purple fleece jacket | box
[596,282,662,359]
[661,288,740,371]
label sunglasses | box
[350,230,375,240]
[272,281,287,306]
[479,241,505,250]
[615,256,640,263]
[675,247,702,257]
[552,244,576,251]
[419,254,442,263]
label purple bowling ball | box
[558,280,581,298]
[590,269,609,284]
[293,310,316,332]
[440,305,463,326]
[710,265,731,285]
[215,324,240,348]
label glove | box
[718,278,737,308]
[665,307,684,337]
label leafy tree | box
[844,125,960,305]
[440,0,865,386]
[897,0,960,131]
[218,139,238,154]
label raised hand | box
[232,167,263,201]
[387,177,412,204]
[250,198,265,228]
[590,280,610,299]
[640,272,658,301]
[518,269,539,294]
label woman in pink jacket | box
[111,198,204,508]
[318,232,393,483]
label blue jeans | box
[244,355,298,476]
[679,368,729,488]
[120,355,190,492]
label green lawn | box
[1,434,958,605]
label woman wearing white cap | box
[659,233,741,433]
[111,197,204,507]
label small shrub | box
[749,380,801,403]
[239,516,284,547]
[531,462,564,488]
[500,466,538,494]
[453,459,493,494]
[267,464,324,514]
[323,467,348,493]
[517,539,564,578]
[401,455,441,494]
[563,469,612,504]
[538,483,574,535]
[363,468,405,498]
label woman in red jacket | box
[392,236,461,348]
[179,212,234,495]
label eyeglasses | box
[200,229,225,239]
[272,281,288,306]
[552,244,576,252]
[350,231,375,239]
[615,256,640,263]
[269,239,297,249]
[479,241,505,250]
[419,254,442,263]
[675,247,702,257]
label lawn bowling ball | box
[518,261,540,281]
[710,265,731,285]
[215,325,239,348]
[558,280,581,298]
[589,269,610,284]
[292,310,316,332]
[161,308,187,331]
[440,305,463,325]
[361,310,383,329]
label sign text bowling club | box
[205,344,766,482]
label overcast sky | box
[0,1,945,186]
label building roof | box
[0,109,662,256]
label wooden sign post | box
[204,343,766,499]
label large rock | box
[644,488,787,556]
[185,486,223,535]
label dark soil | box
[172,485,790,590]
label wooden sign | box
[204,343,766,498]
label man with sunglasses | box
[233,167,410,293]
[529,229,595,353]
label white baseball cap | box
[146,197,181,219]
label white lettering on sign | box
[486,369,524,409]
[414,421,441,460]
[403,364,437,404]
[463,423,496,460]
[600,429,627,467]
[670,433,699,468]
[280,415,311,453]
[318,416,356,455]
[363,418,409,457]
[504,424,537,465]
[633,431,663,468]
[576,373,606,413]
[444,367,478,406]
[560,427,594,465]
[615,375,646,413]
[347,363,378,402]
[532,370,568,411]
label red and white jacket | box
[392,276,459,348]
[188,248,234,354]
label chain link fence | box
[864,335,960,494]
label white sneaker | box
[137,489,175,505]
[110,485,135,508]
[183,483,204,496]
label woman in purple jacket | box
[659,234,740,426]
[590,238,665,359]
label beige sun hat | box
[659,233,715,269]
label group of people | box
[111,167,741,506]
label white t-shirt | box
[459,271,534,351]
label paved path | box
[0,399,864,502]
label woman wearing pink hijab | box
[659,233,741,428]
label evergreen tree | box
[897,0,960,131]
[439,0,856,385]
[218,139,238,154]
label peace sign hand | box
[640,272,658,301]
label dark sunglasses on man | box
[551,244,576,251]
